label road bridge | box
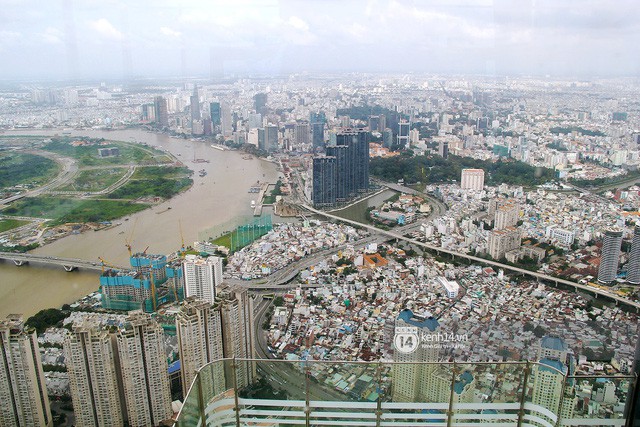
[0,252,127,272]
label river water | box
[0,129,280,318]
[329,189,397,223]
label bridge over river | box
[0,252,127,272]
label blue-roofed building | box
[396,309,440,332]
[538,335,569,365]
[393,309,444,402]
[532,358,576,425]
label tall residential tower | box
[0,315,52,427]
[598,228,623,284]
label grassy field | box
[55,168,129,192]
[0,219,29,233]
[107,166,192,200]
[2,196,149,225]
[0,152,60,189]
[43,137,171,167]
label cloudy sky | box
[1,0,639,80]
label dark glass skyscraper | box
[312,122,325,149]
[153,96,168,128]
[210,102,221,126]
[312,129,369,207]
[265,124,278,152]
[190,86,201,122]
[312,156,336,207]
[254,93,267,115]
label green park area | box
[56,167,129,192]
[42,136,172,166]
[0,136,192,229]
[2,196,149,225]
[370,154,556,187]
[0,218,29,233]
[0,152,60,189]
[262,180,283,204]
[107,166,192,200]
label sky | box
[1,0,639,80]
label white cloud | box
[288,16,309,32]
[90,18,123,41]
[160,26,181,38]
[0,30,22,51]
[41,27,63,44]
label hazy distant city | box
[1,1,640,427]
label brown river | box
[0,129,280,317]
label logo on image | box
[394,326,419,354]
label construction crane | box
[178,220,186,255]
[149,269,157,312]
[98,256,119,274]
[124,218,139,258]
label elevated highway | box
[301,204,640,312]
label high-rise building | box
[264,124,279,152]
[0,315,52,427]
[221,103,233,136]
[141,103,156,123]
[537,336,569,364]
[311,122,325,149]
[258,128,266,151]
[154,96,169,128]
[117,312,172,427]
[247,113,262,129]
[397,120,410,149]
[368,115,379,132]
[626,225,640,284]
[65,321,123,427]
[438,140,449,159]
[210,102,221,127]
[190,86,201,123]
[215,284,255,388]
[460,168,485,191]
[532,360,567,416]
[494,202,519,230]
[100,252,179,313]
[488,227,521,260]
[392,309,441,402]
[339,115,351,128]
[177,285,255,395]
[598,228,623,284]
[254,93,267,115]
[294,122,310,145]
[313,129,369,207]
[378,115,386,132]
[176,298,224,396]
[383,128,393,148]
[183,254,224,304]
[312,157,337,207]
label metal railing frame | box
[179,357,638,427]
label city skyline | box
[0,0,639,81]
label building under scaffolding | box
[100,253,185,312]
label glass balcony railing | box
[176,358,638,427]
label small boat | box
[251,200,256,208]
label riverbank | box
[0,128,280,318]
